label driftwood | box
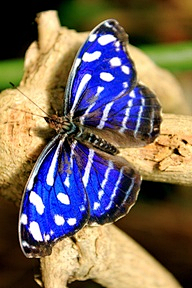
[0,10,190,287]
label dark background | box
[1,0,192,60]
[0,1,192,287]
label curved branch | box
[122,113,192,186]
[41,225,181,288]
[0,10,186,288]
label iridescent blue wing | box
[19,136,89,258]
[79,83,162,147]
[64,19,136,117]
[64,19,161,147]
[19,137,140,258]
[72,142,141,225]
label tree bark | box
[41,225,181,288]
[0,10,188,287]
[121,113,192,186]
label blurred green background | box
[0,0,192,91]
[0,1,192,288]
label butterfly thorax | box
[44,115,119,155]
[44,115,77,135]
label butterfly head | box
[44,115,78,136]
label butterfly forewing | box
[79,83,162,147]
[64,19,137,117]
[19,137,89,257]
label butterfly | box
[19,19,162,258]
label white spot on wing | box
[98,34,116,46]
[57,193,70,205]
[82,51,101,62]
[98,161,114,200]
[27,177,35,191]
[54,215,65,226]
[93,202,100,210]
[129,90,136,98]
[115,41,120,51]
[64,175,70,188]
[80,86,104,125]
[123,82,129,89]
[71,74,92,112]
[97,86,104,94]
[106,167,135,212]
[98,190,104,200]
[46,141,62,186]
[110,57,121,67]
[73,58,81,71]
[97,101,114,129]
[29,191,45,215]
[100,72,114,82]
[89,33,97,42]
[82,149,94,187]
[105,168,124,211]
[20,213,28,225]
[67,218,77,226]
[80,102,95,125]
[119,99,133,133]
[115,41,120,48]
[121,65,130,75]
[29,221,43,241]
[134,98,145,137]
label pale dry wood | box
[121,113,192,186]
[41,225,181,288]
[0,10,188,287]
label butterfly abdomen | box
[75,127,119,155]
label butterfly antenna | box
[9,82,52,118]
[11,107,48,119]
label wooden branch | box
[0,10,188,287]
[41,225,181,288]
[121,113,192,186]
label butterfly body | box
[19,19,162,258]
[45,115,119,155]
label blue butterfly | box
[19,19,162,258]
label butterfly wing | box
[72,142,141,225]
[64,19,161,147]
[80,83,162,147]
[19,135,89,258]
[64,19,136,117]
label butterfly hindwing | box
[72,142,141,225]
[19,137,89,257]
[79,83,162,147]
